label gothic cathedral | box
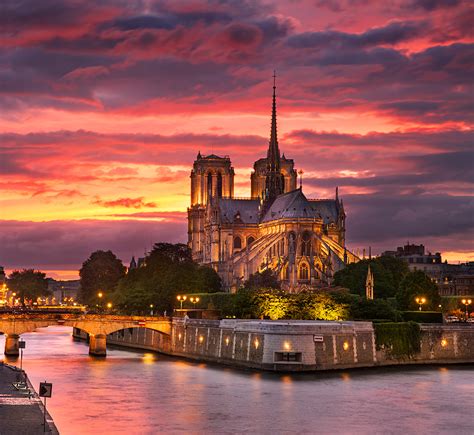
[187,79,358,291]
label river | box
[1,326,473,434]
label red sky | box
[1,0,473,279]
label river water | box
[1,326,473,434]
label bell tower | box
[188,153,234,262]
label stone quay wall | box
[73,320,474,372]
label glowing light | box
[343,341,350,351]
[225,337,230,346]
[199,335,204,344]
[106,302,112,309]
[254,339,259,349]
[284,341,291,351]
[441,339,448,347]
[178,333,182,340]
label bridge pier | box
[89,334,107,357]
[4,334,20,356]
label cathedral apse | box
[187,78,359,292]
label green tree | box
[396,270,441,311]
[79,250,126,305]
[334,257,409,298]
[349,297,399,321]
[251,289,289,319]
[113,243,221,314]
[8,269,50,305]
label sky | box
[0,0,473,280]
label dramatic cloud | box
[0,0,472,274]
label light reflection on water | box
[1,327,473,435]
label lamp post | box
[415,297,426,311]
[177,295,187,310]
[97,292,103,311]
[149,304,154,316]
[190,296,200,308]
[461,298,472,321]
[106,302,112,311]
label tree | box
[8,269,50,305]
[79,250,126,305]
[334,257,409,299]
[113,243,221,314]
[396,270,441,311]
[244,269,280,290]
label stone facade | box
[187,83,358,291]
[83,319,474,371]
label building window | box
[274,352,302,363]
[247,236,255,246]
[207,172,212,199]
[301,231,311,256]
[233,236,242,250]
[217,173,223,198]
[299,263,309,280]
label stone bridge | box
[0,313,171,357]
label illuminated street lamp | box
[189,296,200,308]
[106,302,112,310]
[176,295,187,310]
[415,297,426,311]
[150,304,154,316]
[461,299,472,321]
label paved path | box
[0,363,58,434]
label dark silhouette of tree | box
[244,269,280,290]
[79,250,126,305]
[334,257,409,298]
[396,270,441,311]
[8,269,50,305]
[113,243,221,314]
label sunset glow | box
[1,0,473,277]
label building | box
[47,279,80,304]
[382,243,474,297]
[187,79,358,291]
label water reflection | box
[1,327,473,435]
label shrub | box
[374,322,421,357]
[402,311,443,323]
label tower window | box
[217,172,223,198]
[247,236,255,246]
[207,173,212,199]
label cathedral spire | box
[267,70,280,172]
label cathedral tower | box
[188,153,234,262]
[251,74,297,200]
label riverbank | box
[74,318,474,372]
[0,362,58,434]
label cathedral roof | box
[219,198,260,224]
[261,188,339,224]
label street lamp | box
[461,298,472,321]
[150,304,154,316]
[106,302,112,310]
[190,296,200,308]
[415,297,426,311]
[176,295,187,310]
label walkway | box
[0,363,58,434]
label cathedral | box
[187,79,358,292]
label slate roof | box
[219,198,260,224]
[261,188,339,224]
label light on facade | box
[343,341,349,351]
[199,335,204,344]
[441,339,448,347]
[284,341,291,351]
[254,339,260,349]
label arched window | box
[233,236,242,250]
[207,173,213,199]
[299,263,309,280]
[301,231,312,256]
[247,236,255,246]
[217,173,223,198]
[281,264,289,280]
